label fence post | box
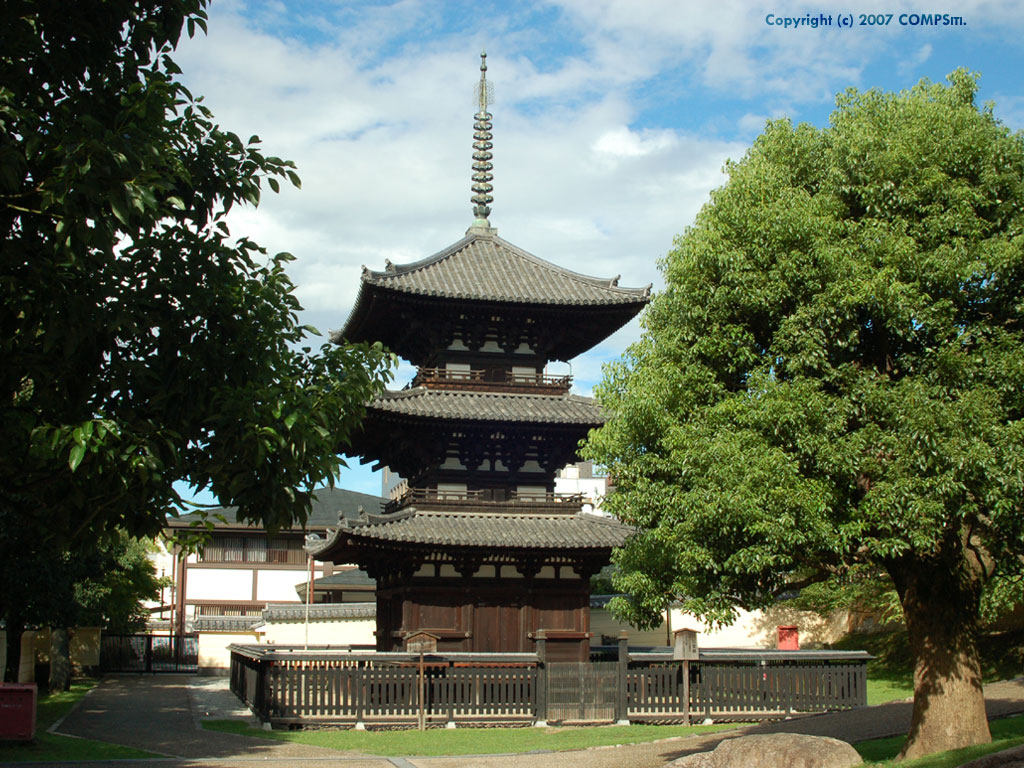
[615,631,629,725]
[786,664,794,716]
[445,660,456,728]
[534,630,548,727]
[354,659,366,730]
[255,658,268,723]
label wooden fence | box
[229,639,869,727]
[627,651,868,722]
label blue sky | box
[171,0,1024,502]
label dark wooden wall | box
[373,577,592,662]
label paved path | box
[48,675,395,768]
[27,675,1024,768]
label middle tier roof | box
[366,387,604,424]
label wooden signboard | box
[673,628,699,726]
[673,628,699,661]
[404,631,439,654]
[404,632,440,730]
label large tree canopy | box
[1,0,392,546]
[585,70,1024,759]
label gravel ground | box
[34,675,1024,768]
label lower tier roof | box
[307,507,631,562]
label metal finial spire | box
[470,50,495,232]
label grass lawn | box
[865,677,913,706]
[854,713,1024,767]
[0,678,158,763]
[203,719,739,756]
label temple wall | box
[0,627,102,682]
[590,605,847,650]
[198,630,262,675]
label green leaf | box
[110,195,129,226]
[68,444,86,472]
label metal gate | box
[545,662,618,722]
[100,634,199,673]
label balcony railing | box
[385,487,585,514]
[412,367,572,394]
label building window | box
[199,536,306,565]
[195,604,264,617]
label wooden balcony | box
[412,367,572,395]
[385,488,585,514]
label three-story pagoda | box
[309,54,649,662]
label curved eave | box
[362,388,605,426]
[361,233,651,304]
[307,509,632,564]
[330,232,650,358]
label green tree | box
[1,1,392,678]
[0,525,166,687]
[585,71,1024,760]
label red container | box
[0,683,37,741]
[777,625,800,651]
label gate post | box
[534,630,548,727]
[615,631,629,725]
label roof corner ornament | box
[469,50,496,235]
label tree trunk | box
[49,627,72,692]
[888,552,991,761]
[4,616,24,683]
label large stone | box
[960,743,1024,768]
[668,733,862,768]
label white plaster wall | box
[668,605,847,649]
[554,473,607,511]
[591,605,846,650]
[146,540,177,612]
[198,631,262,672]
[263,618,376,647]
[255,570,309,603]
[187,569,253,601]
[30,627,103,668]
[0,631,39,682]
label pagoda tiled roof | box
[261,602,376,622]
[368,387,603,425]
[167,486,387,531]
[354,232,650,308]
[307,508,631,556]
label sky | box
[171,0,1024,501]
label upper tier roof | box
[335,231,650,361]
[358,232,650,306]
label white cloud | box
[173,3,743,328]
[168,0,1024,426]
[593,126,677,158]
[738,112,770,135]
